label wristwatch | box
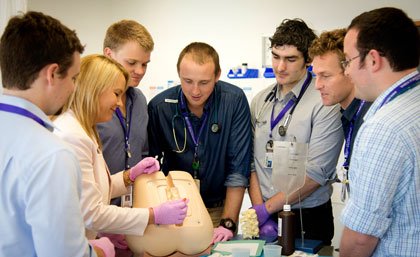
[219,218,237,232]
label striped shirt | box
[341,71,420,256]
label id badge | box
[264,152,273,168]
[121,185,133,208]
[340,167,350,202]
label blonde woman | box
[53,54,188,248]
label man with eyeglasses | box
[249,19,343,245]
[309,28,372,202]
[339,7,420,257]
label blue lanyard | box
[115,103,133,168]
[0,103,47,128]
[342,100,366,169]
[269,71,312,137]
[379,73,420,108]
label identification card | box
[264,152,273,168]
[340,167,350,202]
[121,185,133,208]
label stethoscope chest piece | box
[211,123,221,133]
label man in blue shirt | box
[97,20,153,207]
[340,7,420,257]
[148,42,252,243]
[309,28,372,201]
[0,12,113,257]
[96,19,156,256]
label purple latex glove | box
[129,157,160,181]
[153,199,189,225]
[252,203,270,226]
[212,226,234,243]
[89,237,116,257]
[97,233,128,250]
[259,219,278,243]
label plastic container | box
[263,244,282,257]
[241,63,248,75]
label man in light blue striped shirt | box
[340,7,420,257]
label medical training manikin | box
[126,171,213,256]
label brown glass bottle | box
[278,204,295,255]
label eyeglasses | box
[341,55,360,69]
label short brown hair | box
[0,11,84,90]
[309,28,347,71]
[349,7,419,71]
[177,42,221,77]
[103,20,154,52]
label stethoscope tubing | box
[171,86,221,153]
[255,71,312,136]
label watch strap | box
[219,218,237,232]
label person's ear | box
[104,47,113,58]
[368,49,382,72]
[45,63,59,85]
[215,70,221,82]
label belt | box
[205,200,224,208]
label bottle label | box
[278,218,282,236]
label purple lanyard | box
[179,92,209,151]
[116,104,133,166]
[342,100,366,169]
[270,99,295,137]
[0,103,47,128]
[379,73,420,108]
[269,71,312,137]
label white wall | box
[28,0,420,100]
[0,0,28,94]
[25,0,420,248]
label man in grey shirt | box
[249,19,343,245]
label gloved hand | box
[212,226,234,243]
[252,203,270,226]
[259,219,278,243]
[129,157,160,181]
[97,233,128,250]
[89,237,115,257]
[153,198,189,225]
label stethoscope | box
[256,71,312,137]
[171,86,221,153]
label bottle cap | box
[283,204,291,211]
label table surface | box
[141,245,340,257]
